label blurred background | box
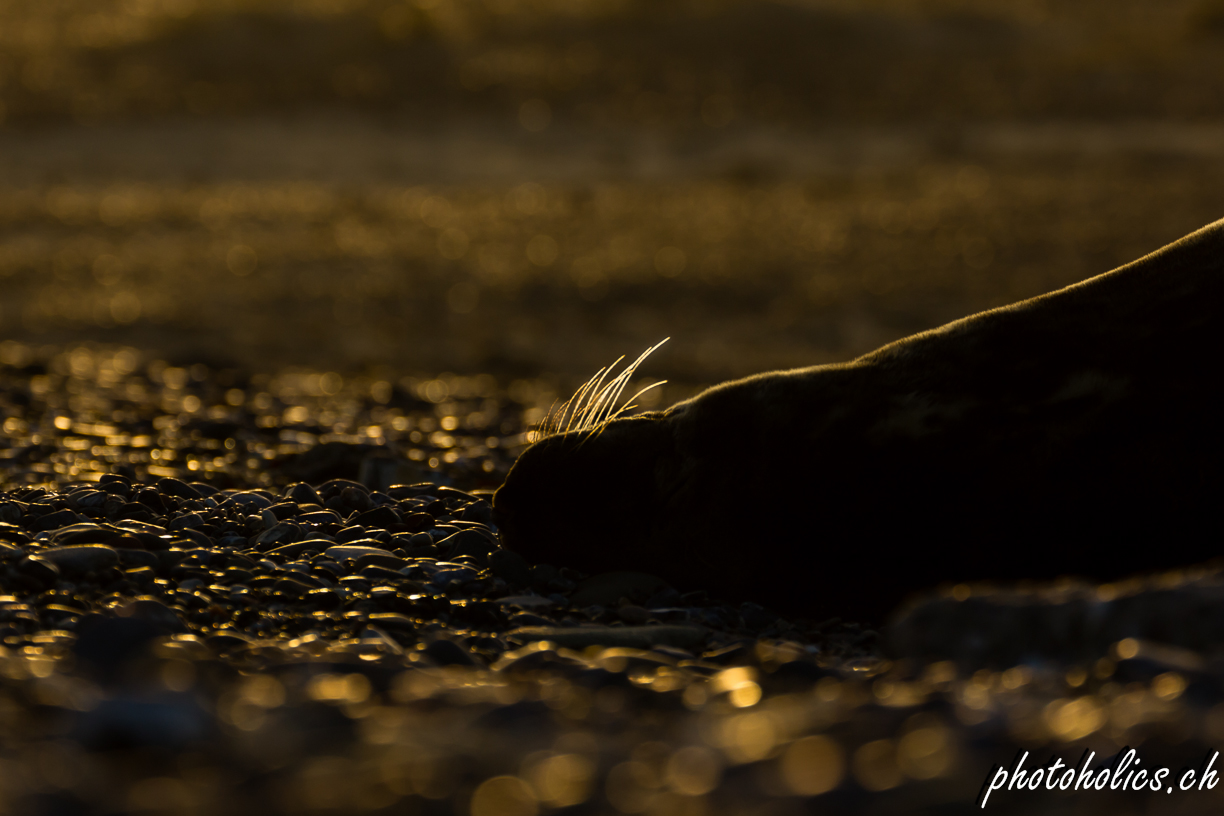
[3,0,1224,398]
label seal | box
[493,218,1224,622]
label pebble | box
[324,544,390,561]
[508,624,709,650]
[34,545,121,576]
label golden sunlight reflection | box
[523,753,596,808]
[779,735,844,795]
[1043,697,1106,742]
[471,776,539,816]
[852,739,903,792]
[718,712,777,764]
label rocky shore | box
[1,342,1223,815]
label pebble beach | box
[1,343,1224,815]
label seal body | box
[493,218,1224,622]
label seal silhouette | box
[493,218,1224,622]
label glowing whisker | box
[609,379,668,421]
[569,356,623,433]
[595,338,669,427]
[562,362,613,434]
[539,339,670,440]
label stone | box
[506,625,708,650]
[35,545,120,576]
[489,549,531,586]
[439,529,495,563]
[325,544,390,562]
[156,477,202,500]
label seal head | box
[495,218,1224,622]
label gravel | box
[2,343,1224,814]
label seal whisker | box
[540,339,670,439]
[571,357,624,433]
[545,374,591,436]
[560,361,616,435]
[596,338,669,426]
[535,396,562,439]
[579,338,668,432]
[584,360,637,430]
[609,379,668,422]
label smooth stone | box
[494,649,587,675]
[97,480,132,498]
[49,523,113,545]
[117,549,159,569]
[438,529,495,561]
[299,510,342,525]
[154,550,187,569]
[359,565,405,583]
[265,502,299,520]
[404,533,437,555]
[570,572,671,608]
[112,520,167,535]
[355,553,408,571]
[16,557,59,588]
[431,486,479,503]
[33,509,90,531]
[205,630,252,651]
[267,541,326,560]
[156,477,202,500]
[286,482,323,506]
[225,552,258,569]
[274,574,322,593]
[167,513,204,531]
[458,501,494,525]
[430,565,479,588]
[509,612,555,628]
[351,505,401,528]
[35,545,120,576]
[305,588,343,609]
[253,522,302,548]
[368,612,416,631]
[188,481,219,497]
[172,529,214,549]
[0,523,30,545]
[69,490,108,508]
[507,625,708,650]
[123,533,172,552]
[219,492,273,511]
[107,534,151,551]
[399,511,434,532]
[493,594,555,608]
[325,544,390,561]
[488,549,531,586]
